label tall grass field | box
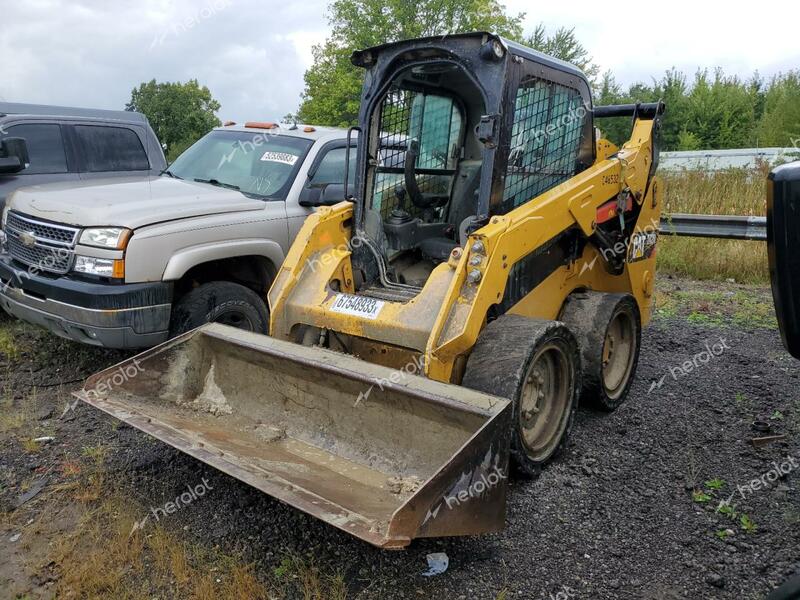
[658,166,770,283]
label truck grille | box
[4,211,79,275]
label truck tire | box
[170,281,269,336]
[463,315,581,479]
[559,291,641,411]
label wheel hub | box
[601,311,637,399]
[519,344,572,461]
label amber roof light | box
[244,122,279,129]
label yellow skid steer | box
[77,32,665,548]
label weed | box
[81,445,109,465]
[0,326,18,359]
[740,514,757,533]
[693,490,713,503]
[0,387,39,433]
[271,553,347,600]
[705,478,725,490]
[717,503,737,519]
[21,438,41,454]
[715,529,730,540]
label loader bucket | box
[74,323,511,548]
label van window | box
[74,125,150,172]
[4,123,68,175]
[309,146,356,187]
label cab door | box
[0,121,80,207]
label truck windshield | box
[168,130,313,200]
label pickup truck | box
[0,102,166,210]
[0,122,355,348]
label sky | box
[1,0,798,123]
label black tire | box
[463,315,581,479]
[169,281,269,337]
[559,291,641,412]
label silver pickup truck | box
[0,122,356,348]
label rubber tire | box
[559,291,641,412]
[169,281,269,337]
[462,315,582,479]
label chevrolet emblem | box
[19,231,37,248]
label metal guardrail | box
[659,213,767,241]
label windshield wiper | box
[160,169,182,179]
[193,177,240,191]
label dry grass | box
[0,387,39,434]
[49,494,349,599]
[659,168,769,283]
[45,480,348,599]
[272,554,348,600]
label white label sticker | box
[329,294,385,320]
[259,151,298,165]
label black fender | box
[768,161,800,359]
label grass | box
[35,443,349,600]
[653,286,777,329]
[658,168,769,283]
[0,387,39,434]
[0,325,19,359]
[47,492,349,599]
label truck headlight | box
[78,227,131,249]
[74,256,125,278]
[1,206,9,230]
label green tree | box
[593,70,632,146]
[682,69,756,149]
[126,79,221,160]
[523,24,600,82]
[297,0,525,127]
[755,71,800,147]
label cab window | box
[309,146,356,188]
[4,123,68,175]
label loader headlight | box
[480,39,505,61]
[74,256,125,278]
[78,227,131,249]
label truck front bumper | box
[0,253,173,349]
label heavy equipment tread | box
[559,291,641,411]
[463,315,581,478]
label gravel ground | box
[1,278,798,599]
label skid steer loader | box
[76,32,665,548]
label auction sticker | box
[329,294,385,319]
[260,151,298,165]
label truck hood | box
[8,176,266,229]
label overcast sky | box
[2,0,798,123]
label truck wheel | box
[463,315,581,478]
[170,281,269,336]
[559,291,641,411]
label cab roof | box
[0,102,148,124]
[351,31,589,87]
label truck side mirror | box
[0,137,30,175]
[299,184,348,208]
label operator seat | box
[418,160,482,261]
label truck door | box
[285,140,357,242]
[0,122,80,208]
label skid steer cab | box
[77,32,665,549]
